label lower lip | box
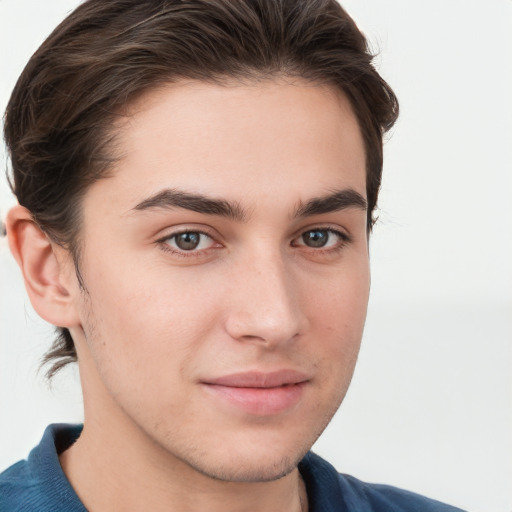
[203,382,307,416]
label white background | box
[0,1,511,511]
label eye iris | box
[175,232,201,250]
[303,230,328,248]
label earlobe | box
[6,205,81,329]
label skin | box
[8,79,369,512]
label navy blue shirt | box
[1,424,465,511]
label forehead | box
[84,79,366,215]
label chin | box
[159,427,312,483]
[189,452,300,483]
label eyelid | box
[155,225,222,257]
[155,223,219,241]
[154,223,351,259]
[291,225,351,253]
[292,224,351,242]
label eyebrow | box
[132,188,247,221]
[131,186,367,221]
[294,188,367,218]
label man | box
[0,1,465,510]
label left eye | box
[295,229,345,248]
[165,231,214,251]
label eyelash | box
[156,226,351,258]
[157,229,218,258]
[292,227,350,253]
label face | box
[67,79,369,482]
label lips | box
[201,370,309,416]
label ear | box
[6,205,81,329]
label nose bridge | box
[225,246,302,346]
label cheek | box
[306,264,369,375]
[309,262,370,332]
[78,262,219,383]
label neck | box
[59,368,307,512]
[59,423,307,512]
[60,342,309,512]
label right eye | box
[161,230,216,253]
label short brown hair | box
[4,0,398,377]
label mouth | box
[201,370,310,416]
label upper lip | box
[203,370,310,388]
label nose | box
[224,251,305,348]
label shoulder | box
[0,458,37,510]
[0,424,85,512]
[299,452,467,512]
